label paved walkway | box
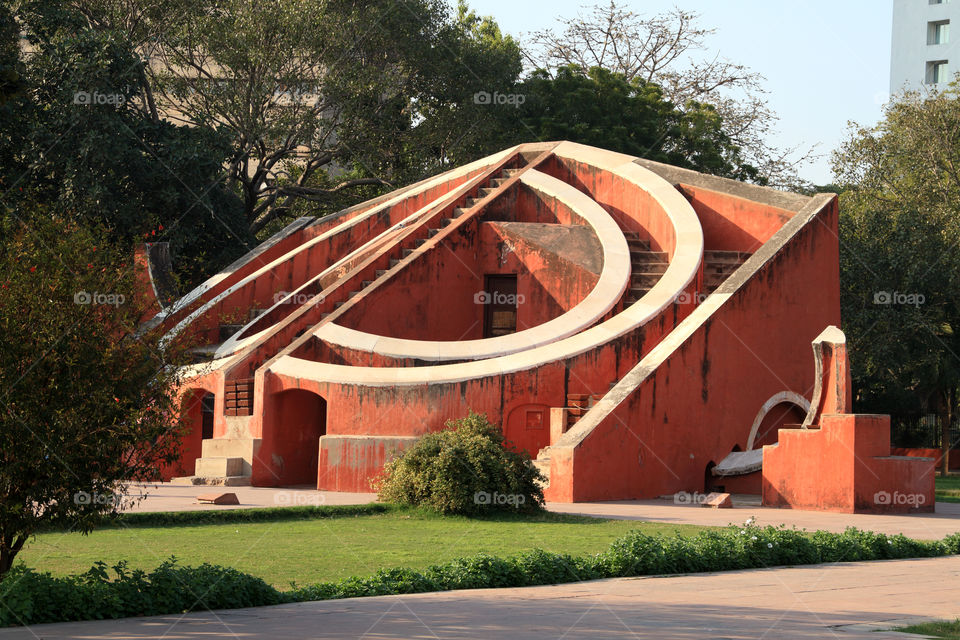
[4,556,959,639]
[122,483,376,512]
[125,483,960,539]
[548,499,960,539]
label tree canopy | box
[834,82,960,465]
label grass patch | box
[22,507,707,588]
[894,619,960,638]
[6,522,959,628]
[937,475,960,503]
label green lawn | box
[894,619,960,638]
[937,475,960,503]
[21,510,711,588]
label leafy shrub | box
[373,411,545,515]
[0,559,287,627]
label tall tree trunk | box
[939,388,953,476]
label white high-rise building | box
[890,0,960,92]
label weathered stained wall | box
[762,414,935,513]
[544,198,841,502]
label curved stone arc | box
[161,146,517,350]
[309,168,632,362]
[745,391,812,450]
[268,151,705,385]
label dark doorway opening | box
[483,274,518,338]
[201,393,215,440]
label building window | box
[930,0,949,5]
[929,20,950,45]
[926,60,949,84]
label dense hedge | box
[5,523,960,627]
[291,524,960,600]
[0,559,287,627]
[100,503,392,528]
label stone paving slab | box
[3,557,958,639]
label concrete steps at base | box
[532,457,551,487]
[194,456,245,477]
[170,475,251,487]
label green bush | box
[373,411,545,515]
[0,559,287,627]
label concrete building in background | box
[891,0,960,92]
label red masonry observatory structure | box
[140,141,933,513]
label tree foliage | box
[524,1,811,188]
[493,66,756,180]
[834,83,960,463]
[2,1,251,289]
[0,212,191,578]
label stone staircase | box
[623,232,668,305]
[702,250,750,294]
[534,388,612,487]
[320,167,520,322]
[171,417,259,486]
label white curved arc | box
[269,149,704,386]
[746,391,811,450]
[311,169,631,362]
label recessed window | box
[931,0,949,5]
[926,60,949,84]
[929,20,950,45]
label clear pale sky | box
[466,0,894,185]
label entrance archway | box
[271,389,327,485]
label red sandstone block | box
[196,492,239,505]
[701,492,732,508]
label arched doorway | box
[162,388,215,480]
[270,389,327,485]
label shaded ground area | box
[4,557,959,639]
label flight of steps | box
[623,232,668,305]
[702,250,750,294]
[320,167,520,321]
[535,385,618,487]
